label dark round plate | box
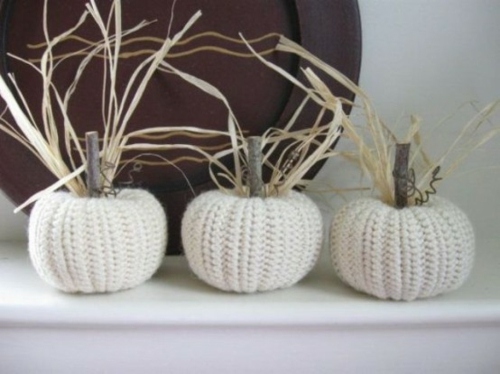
[0,0,361,254]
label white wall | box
[0,193,27,240]
[1,0,499,241]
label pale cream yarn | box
[182,190,323,293]
[28,189,167,293]
[330,197,475,301]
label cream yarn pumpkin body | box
[330,197,474,301]
[29,189,167,293]
[182,190,323,293]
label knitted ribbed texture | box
[182,190,323,293]
[330,197,475,301]
[28,189,167,293]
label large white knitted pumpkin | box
[28,189,167,293]
[182,190,323,293]
[330,197,474,301]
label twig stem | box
[248,136,263,197]
[393,142,410,209]
[85,131,100,198]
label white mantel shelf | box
[1,239,500,373]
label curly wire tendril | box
[117,162,144,190]
[407,166,442,206]
[99,161,119,197]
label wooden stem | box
[248,136,263,197]
[85,131,100,198]
[393,143,410,209]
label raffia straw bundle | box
[123,49,347,197]
[272,36,500,207]
[0,0,201,211]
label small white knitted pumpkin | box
[182,190,323,293]
[330,197,474,301]
[28,189,167,293]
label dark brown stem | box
[248,136,263,197]
[85,131,101,198]
[393,143,410,209]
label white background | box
[0,0,499,242]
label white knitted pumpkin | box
[28,189,167,293]
[182,190,323,293]
[330,197,475,301]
